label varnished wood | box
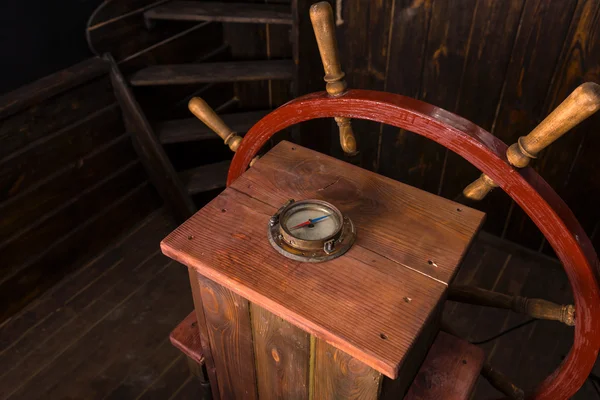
[145,1,293,25]
[188,97,242,151]
[129,60,295,86]
[251,303,310,400]
[403,332,484,400]
[309,1,357,155]
[227,89,600,399]
[313,339,381,400]
[169,311,205,366]
[197,275,258,400]
[0,57,108,120]
[448,285,575,325]
[179,160,230,195]
[106,54,195,222]
[157,111,269,144]
[162,142,483,379]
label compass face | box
[267,199,356,263]
[283,202,340,241]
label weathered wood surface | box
[232,141,484,284]
[251,303,310,400]
[313,339,382,400]
[0,57,108,120]
[107,54,195,222]
[145,1,293,25]
[162,142,483,379]
[197,276,259,400]
[169,311,205,365]
[403,332,484,400]
[129,60,295,86]
[157,110,270,144]
[180,160,230,195]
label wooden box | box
[161,141,484,399]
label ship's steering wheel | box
[189,3,600,399]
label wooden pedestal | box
[162,142,484,399]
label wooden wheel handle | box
[463,82,600,200]
[310,1,357,155]
[188,97,243,152]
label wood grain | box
[251,303,310,400]
[403,332,484,400]
[169,311,205,365]
[162,163,459,378]
[197,275,258,400]
[313,339,381,400]
[233,141,484,284]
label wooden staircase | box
[88,0,312,221]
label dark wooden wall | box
[334,0,600,255]
[0,58,161,322]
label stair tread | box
[158,110,270,144]
[180,160,231,194]
[145,1,292,25]
[130,60,294,86]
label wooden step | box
[180,160,230,194]
[157,110,270,144]
[170,311,205,365]
[129,60,294,86]
[403,331,484,400]
[145,1,292,25]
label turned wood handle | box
[464,82,600,200]
[507,82,600,168]
[310,1,357,155]
[188,97,242,152]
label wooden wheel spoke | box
[447,285,575,326]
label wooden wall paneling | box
[0,162,147,279]
[293,0,333,154]
[108,55,196,222]
[0,182,161,322]
[250,303,310,400]
[410,0,478,194]
[377,0,437,191]
[0,103,123,202]
[0,57,108,120]
[197,275,259,400]
[266,2,293,108]
[313,338,382,400]
[458,0,577,242]
[503,0,600,251]
[334,0,393,170]
[0,136,137,241]
[438,0,525,235]
[0,76,115,160]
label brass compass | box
[267,199,355,262]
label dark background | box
[0,0,102,93]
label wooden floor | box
[0,209,597,399]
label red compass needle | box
[290,215,329,230]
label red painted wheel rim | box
[227,89,600,400]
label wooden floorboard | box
[1,214,597,399]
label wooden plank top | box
[161,141,484,378]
